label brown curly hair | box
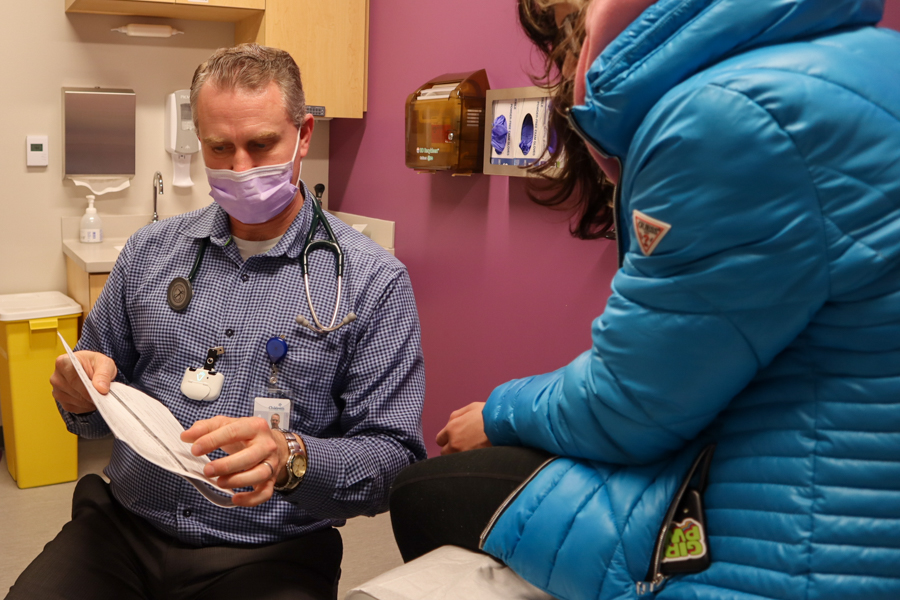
[517,0,616,240]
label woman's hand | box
[435,402,492,455]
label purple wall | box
[330,1,900,457]
[883,1,900,30]
[329,0,616,456]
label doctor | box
[9,44,426,600]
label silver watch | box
[273,429,308,492]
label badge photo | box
[254,397,292,430]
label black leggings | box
[389,446,553,563]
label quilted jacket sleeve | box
[484,82,831,465]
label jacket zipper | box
[565,110,625,268]
[638,444,717,595]
[478,456,559,550]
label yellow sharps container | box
[0,292,82,488]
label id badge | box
[253,396,292,430]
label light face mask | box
[205,132,302,225]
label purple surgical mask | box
[205,133,302,225]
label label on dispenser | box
[80,229,103,243]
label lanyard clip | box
[204,346,225,371]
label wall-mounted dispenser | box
[165,89,200,188]
[63,87,136,195]
[405,70,489,175]
[483,86,561,177]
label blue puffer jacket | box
[480,2,900,599]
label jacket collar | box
[570,0,884,161]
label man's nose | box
[231,150,255,172]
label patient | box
[390,1,900,599]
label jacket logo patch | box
[662,518,707,563]
[633,210,671,256]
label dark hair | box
[517,1,615,240]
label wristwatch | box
[273,429,307,492]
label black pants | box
[6,475,342,600]
[389,446,552,563]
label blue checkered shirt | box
[61,185,426,546]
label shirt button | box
[183,509,192,518]
[225,328,234,337]
[241,274,249,282]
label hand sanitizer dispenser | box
[165,90,199,187]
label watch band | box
[273,429,307,492]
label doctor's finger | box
[231,480,275,508]
[213,460,276,491]
[181,415,239,445]
[203,442,275,478]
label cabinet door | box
[238,0,369,119]
[174,0,264,9]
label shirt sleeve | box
[57,238,139,439]
[280,269,427,518]
[483,83,831,465]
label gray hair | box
[190,43,306,131]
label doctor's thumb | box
[85,353,117,395]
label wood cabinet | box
[65,0,263,22]
[65,0,369,118]
[235,0,369,119]
[65,256,109,316]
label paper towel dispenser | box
[405,70,489,175]
[63,87,136,178]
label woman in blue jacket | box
[390,1,900,599]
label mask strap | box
[291,128,303,188]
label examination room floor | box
[0,437,403,598]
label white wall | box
[0,4,330,296]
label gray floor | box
[0,437,404,598]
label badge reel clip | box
[181,346,225,401]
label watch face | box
[290,455,307,478]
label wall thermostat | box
[26,135,49,167]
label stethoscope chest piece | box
[168,277,194,312]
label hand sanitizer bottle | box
[80,195,103,243]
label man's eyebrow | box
[201,132,280,146]
[201,135,230,146]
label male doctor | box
[8,44,425,600]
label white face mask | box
[204,133,302,224]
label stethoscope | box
[167,183,356,335]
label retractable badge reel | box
[253,337,292,428]
[181,346,225,401]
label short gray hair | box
[190,43,306,131]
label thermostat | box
[26,135,49,167]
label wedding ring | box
[261,461,276,479]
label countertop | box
[62,211,395,274]
[61,214,169,273]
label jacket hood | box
[570,0,885,161]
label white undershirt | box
[231,235,283,261]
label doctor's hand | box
[50,350,117,415]
[181,416,289,507]
[436,402,492,456]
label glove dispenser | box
[405,70,489,175]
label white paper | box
[69,176,131,195]
[58,333,235,507]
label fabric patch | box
[633,210,672,256]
